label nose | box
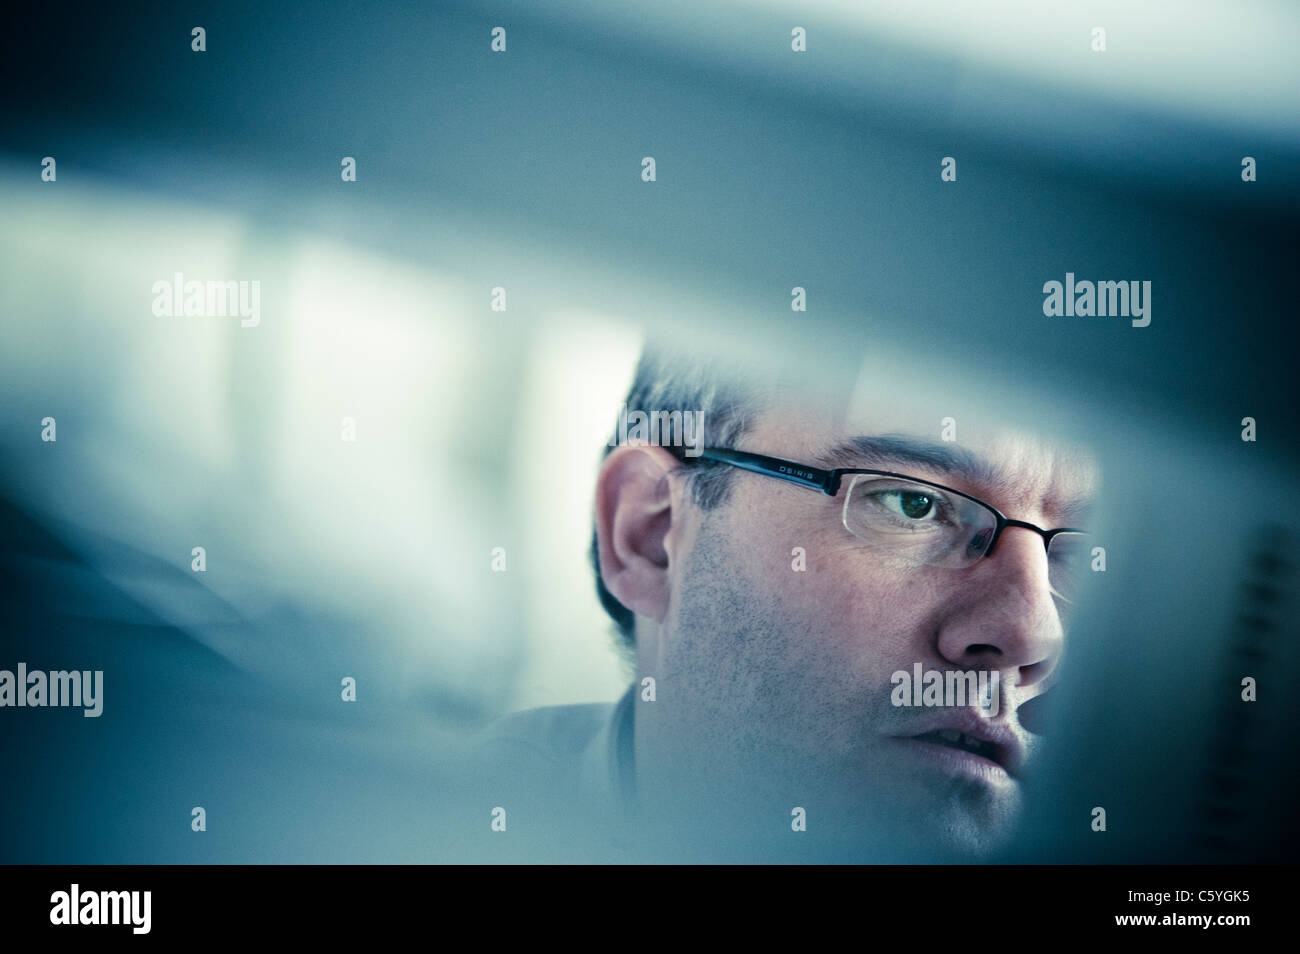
[935,525,1063,692]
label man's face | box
[634,390,1099,857]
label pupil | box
[900,492,932,519]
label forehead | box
[747,382,1100,523]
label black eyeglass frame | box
[695,446,1086,558]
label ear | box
[594,444,685,625]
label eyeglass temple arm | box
[699,448,838,495]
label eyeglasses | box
[695,447,1091,604]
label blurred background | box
[1,0,1297,861]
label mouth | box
[894,717,1026,782]
[911,728,1001,763]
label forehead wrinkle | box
[1036,444,1101,523]
[977,433,1099,523]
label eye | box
[881,490,937,520]
[846,479,964,539]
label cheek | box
[729,491,941,665]
[802,544,931,661]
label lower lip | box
[890,736,1016,785]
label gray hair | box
[590,346,763,654]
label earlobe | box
[594,445,681,624]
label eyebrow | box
[815,435,1002,486]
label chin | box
[909,787,1023,860]
[793,766,1022,860]
[927,813,1017,860]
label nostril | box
[1017,691,1055,735]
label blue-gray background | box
[1,0,1297,862]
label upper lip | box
[897,710,1028,778]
